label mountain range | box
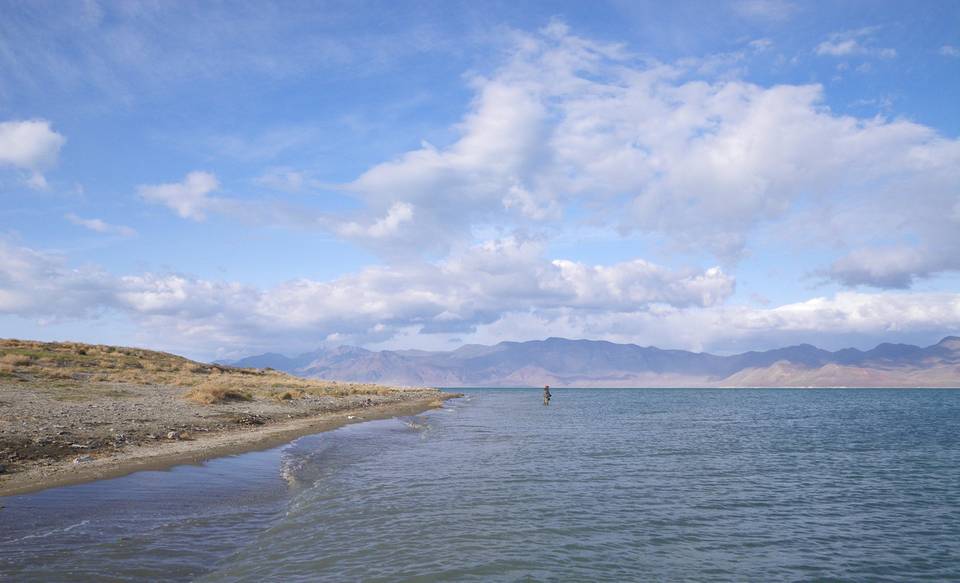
[225,336,960,388]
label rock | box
[233,414,266,426]
[0,464,6,474]
[73,455,93,464]
[146,433,158,440]
[166,431,180,440]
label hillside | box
[230,336,960,388]
[0,338,409,400]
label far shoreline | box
[0,394,458,498]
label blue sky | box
[1,0,958,360]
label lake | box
[2,388,959,581]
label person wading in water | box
[543,385,552,405]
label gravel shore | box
[0,381,453,496]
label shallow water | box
[2,389,960,581]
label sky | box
[1,0,959,361]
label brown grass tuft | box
[0,353,33,367]
[184,380,253,404]
[272,389,306,401]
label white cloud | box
[815,28,896,59]
[0,119,66,189]
[0,240,113,318]
[336,202,414,239]
[330,25,958,281]
[816,38,860,56]
[461,291,960,354]
[65,213,137,237]
[940,45,960,58]
[138,171,221,220]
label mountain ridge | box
[225,336,960,388]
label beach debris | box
[166,431,181,440]
[146,433,158,440]
[347,415,356,419]
[70,443,90,449]
[233,414,266,426]
[72,455,93,464]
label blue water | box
[2,389,960,581]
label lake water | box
[2,388,960,581]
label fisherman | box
[543,384,551,405]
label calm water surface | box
[2,389,959,581]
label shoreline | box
[0,394,457,498]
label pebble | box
[73,455,93,464]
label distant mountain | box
[227,336,960,388]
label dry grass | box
[0,338,404,405]
[184,380,253,404]
[1,353,33,366]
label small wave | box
[403,419,430,431]
[280,456,308,487]
[3,520,90,544]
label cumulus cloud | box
[331,25,957,283]
[124,26,959,291]
[0,119,66,189]
[138,171,222,220]
[65,213,137,237]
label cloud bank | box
[3,238,957,357]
